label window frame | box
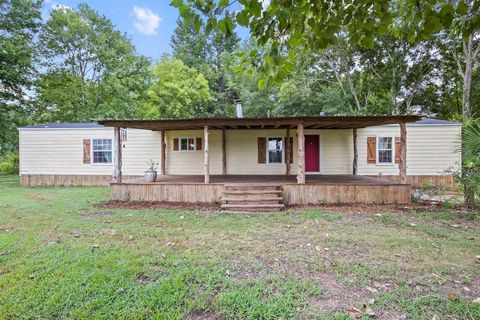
[376,136,395,165]
[91,138,113,165]
[266,136,284,165]
[178,136,197,152]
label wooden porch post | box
[352,128,358,175]
[113,126,122,183]
[204,125,210,184]
[399,122,407,183]
[222,129,226,175]
[297,122,305,184]
[285,127,291,176]
[160,129,166,175]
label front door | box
[305,135,320,172]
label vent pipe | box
[235,99,243,118]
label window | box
[268,137,283,164]
[377,137,393,164]
[92,139,112,164]
[180,137,196,151]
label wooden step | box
[224,185,282,191]
[221,203,285,212]
[222,196,283,202]
[223,190,282,195]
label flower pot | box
[144,170,157,182]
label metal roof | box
[20,122,105,129]
[19,117,459,130]
[97,115,423,130]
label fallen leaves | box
[346,297,377,318]
[366,286,378,293]
[346,307,364,318]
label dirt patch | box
[25,192,53,202]
[136,272,152,285]
[81,210,115,218]
[289,201,479,215]
[98,201,221,212]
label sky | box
[42,0,182,60]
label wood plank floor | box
[121,174,401,186]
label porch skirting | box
[19,174,141,187]
[20,174,456,190]
[368,175,457,190]
[109,182,411,205]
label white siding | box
[19,123,462,177]
[19,128,114,175]
[357,124,462,175]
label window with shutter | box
[395,137,400,164]
[367,137,376,164]
[257,137,266,163]
[196,137,202,151]
[83,139,91,164]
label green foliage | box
[171,0,479,88]
[171,16,240,116]
[35,3,150,122]
[448,120,480,204]
[142,59,211,118]
[0,151,18,173]
[0,0,42,154]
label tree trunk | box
[462,34,474,120]
[464,182,475,206]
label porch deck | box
[121,174,399,185]
[110,174,411,205]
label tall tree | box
[142,58,211,118]
[171,16,240,116]
[172,0,479,102]
[36,3,150,122]
[0,0,42,153]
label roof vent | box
[235,99,243,118]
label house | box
[18,116,461,209]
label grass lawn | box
[0,174,479,319]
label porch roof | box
[97,115,422,130]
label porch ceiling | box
[97,115,422,131]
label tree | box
[171,0,479,117]
[171,16,240,115]
[36,3,150,122]
[0,0,42,153]
[142,59,211,118]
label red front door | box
[305,135,320,172]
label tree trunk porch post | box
[113,126,122,183]
[399,122,407,183]
[204,125,210,184]
[352,128,358,175]
[160,129,166,175]
[222,129,226,175]
[297,122,305,184]
[286,127,291,176]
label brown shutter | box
[196,137,202,151]
[173,138,179,151]
[83,139,91,164]
[285,137,293,163]
[258,137,266,163]
[395,137,400,164]
[367,137,376,164]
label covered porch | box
[108,174,411,206]
[99,116,420,207]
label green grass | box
[0,174,479,319]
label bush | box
[0,152,19,174]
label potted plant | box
[145,159,159,182]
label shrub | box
[0,152,19,174]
